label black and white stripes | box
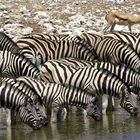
[0,50,40,79]
[0,80,43,129]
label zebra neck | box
[0,82,26,109]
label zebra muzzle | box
[31,120,43,130]
[40,117,49,126]
[130,107,139,116]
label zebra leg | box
[6,109,11,125]
[57,107,67,121]
[106,95,115,112]
[102,95,108,114]
[11,110,16,124]
[6,109,16,125]
[51,106,60,123]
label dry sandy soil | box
[0,0,140,39]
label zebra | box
[130,32,140,38]
[14,76,102,122]
[32,33,81,43]
[62,32,140,72]
[103,31,140,56]
[0,32,18,52]
[32,33,61,42]
[15,47,42,68]
[46,57,140,97]
[55,32,140,69]
[44,57,140,110]
[0,50,40,79]
[40,61,138,116]
[80,36,140,110]
[16,35,98,65]
[58,32,103,47]
[0,80,44,129]
[0,76,48,126]
[0,32,41,67]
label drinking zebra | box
[0,77,48,126]
[0,80,44,129]
[40,60,138,116]
[14,76,102,122]
[45,57,140,98]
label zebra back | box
[0,77,42,103]
[77,32,103,47]
[16,76,46,96]
[104,31,140,56]
[91,38,140,72]
[45,58,140,94]
[16,36,98,64]
[0,80,26,109]
[40,61,130,98]
[33,33,61,42]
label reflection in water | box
[0,100,140,140]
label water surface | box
[1,99,140,140]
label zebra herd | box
[0,30,140,130]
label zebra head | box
[34,101,48,126]
[18,98,43,129]
[120,86,138,116]
[86,96,102,121]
